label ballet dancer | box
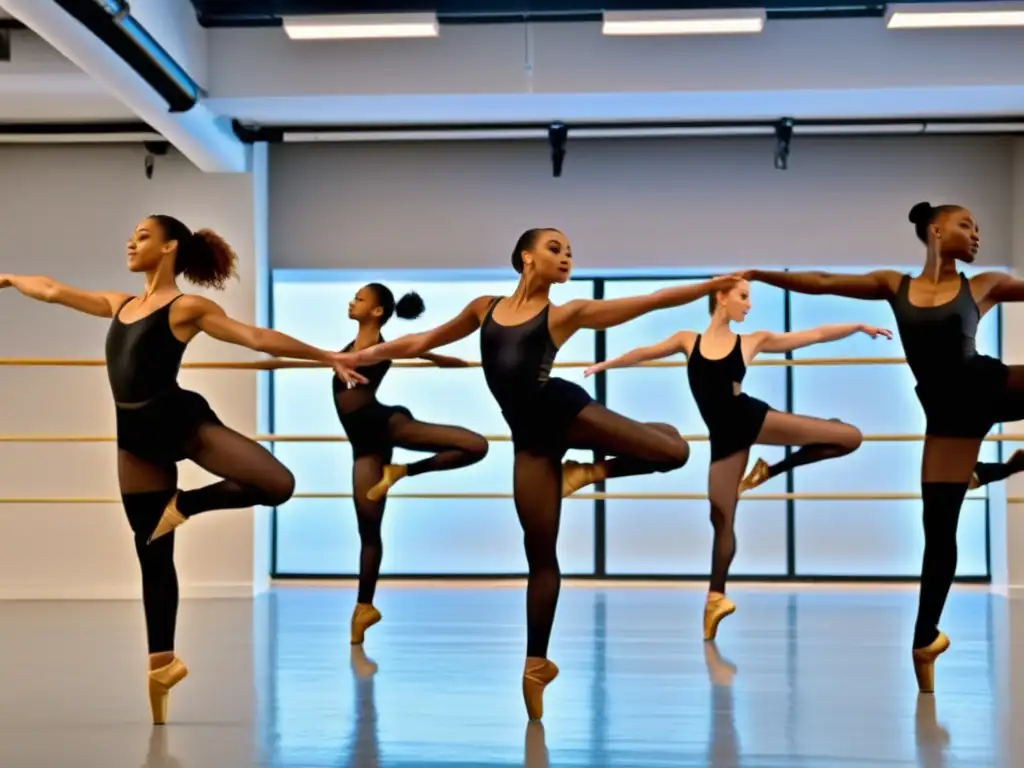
[745,201,1024,693]
[0,215,362,724]
[332,227,738,720]
[337,283,488,645]
[585,276,883,639]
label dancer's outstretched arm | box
[0,274,131,317]
[971,271,1024,309]
[560,276,738,332]
[747,269,902,301]
[750,323,892,355]
[419,352,471,367]
[339,296,495,367]
[583,331,694,377]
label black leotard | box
[479,298,592,453]
[105,296,221,465]
[889,273,1011,437]
[687,334,771,461]
[332,338,412,458]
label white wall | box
[270,135,1014,271]
[0,144,260,599]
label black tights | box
[707,451,750,594]
[914,366,1024,650]
[515,403,690,658]
[352,412,488,604]
[118,423,296,653]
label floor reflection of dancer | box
[747,201,1024,692]
[704,642,739,768]
[586,276,882,639]
[336,283,488,645]
[345,647,380,768]
[0,215,362,725]
[334,228,737,720]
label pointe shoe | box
[703,595,736,641]
[148,493,186,544]
[367,465,407,502]
[912,631,950,694]
[522,657,559,721]
[350,603,382,645]
[561,461,599,498]
[148,657,188,725]
[738,458,769,495]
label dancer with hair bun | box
[334,227,737,721]
[336,282,489,646]
[586,275,882,640]
[1,215,363,724]
[746,201,1024,693]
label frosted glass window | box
[271,273,597,575]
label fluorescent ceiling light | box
[283,13,439,40]
[886,2,1024,28]
[603,8,766,36]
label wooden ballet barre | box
[0,356,908,369]
[0,491,934,504]
[2,433,1023,444]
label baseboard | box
[0,582,256,600]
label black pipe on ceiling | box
[51,0,201,113]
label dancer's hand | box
[583,363,607,377]
[859,325,893,340]
[329,352,368,387]
[0,274,11,289]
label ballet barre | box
[0,433,1021,443]
[0,356,909,369]
[0,491,997,503]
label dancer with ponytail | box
[336,283,488,646]
[0,215,363,724]
[334,227,737,720]
[585,276,882,640]
[746,201,1024,693]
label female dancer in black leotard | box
[337,283,488,644]
[586,277,885,639]
[334,228,737,720]
[0,215,362,724]
[746,201,1024,693]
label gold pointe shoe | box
[703,596,736,641]
[148,493,186,545]
[561,461,598,498]
[367,465,407,502]
[350,603,382,645]
[912,631,950,693]
[968,471,980,490]
[738,458,769,495]
[522,658,559,721]
[148,657,188,725]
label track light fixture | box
[549,122,568,178]
[774,118,794,170]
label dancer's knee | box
[262,466,296,506]
[462,433,490,464]
[523,535,559,571]
[838,423,863,452]
[659,434,691,469]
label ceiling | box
[189,0,909,26]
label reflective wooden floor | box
[0,582,1020,767]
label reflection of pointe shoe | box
[523,657,559,721]
[351,603,382,645]
[367,464,407,501]
[915,693,951,748]
[350,645,379,679]
[704,595,736,641]
[913,631,950,694]
[148,493,186,544]
[561,460,600,497]
[148,657,188,725]
[703,641,738,687]
[524,721,549,768]
[143,726,184,768]
[738,458,769,494]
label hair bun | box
[908,202,933,225]
[395,291,425,321]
